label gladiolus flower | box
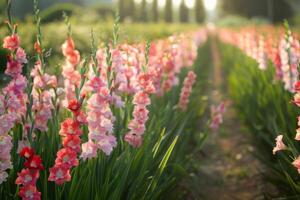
[16,48,28,64]
[3,34,20,50]
[292,156,300,174]
[5,57,22,77]
[124,133,143,148]
[293,93,300,107]
[20,147,35,159]
[48,165,71,185]
[0,171,9,184]
[62,135,81,153]
[55,148,79,168]
[97,134,117,156]
[67,99,81,113]
[24,155,44,170]
[178,71,197,111]
[272,135,286,155]
[295,128,300,141]
[294,81,300,93]
[60,118,82,136]
[34,41,42,54]
[15,169,39,186]
[18,185,41,200]
[137,73,156,94]
[81,141,98,160]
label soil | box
[178,37,278,200]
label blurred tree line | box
[1,0,298,25]
[119,0,206,23]
[219,0,296,23]
[0,0,206,24]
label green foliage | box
[40,3,80,23]
[216,15,269,27]
[0,47,8,74]
[91,4,115,20]
[195,0,205,23]
[164,0,173,23]
[179,0,189,23]
[219,41,300,197]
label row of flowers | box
[0,7,209,199]
[218,26,300,92]
[218,25,300,195]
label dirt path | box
[182,37,277,200]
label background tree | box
[219,0,293,23]
[152,0,158,22]
[179,0,189,23]
[140,0,148,22]
[195,0,205,23]
[164,0,173,23]
[118,0,125,21]
[128,0,136,21]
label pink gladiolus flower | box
[133,91,151,106]
[3,34,20,50]
[295,128,300,141]
[18,185,41,200]
[97,134,117,156]
[81,141,98,161]
[48,165,71,185]
[62,135,81,153]
[59,118,82,136]
[178,71,197,111]
[137,73,156,94]
[293,93,300,107]
[124,133,143,148]
[209,102,226,130]
[16,48,28,64]
[5,57,22,77]
[15,169,39,186]
[0,113,17,135]
[87,77,105,92]
[55,148,79,168]
[0,171,9,184]
[272,135,286,154]
[293,156,300,173]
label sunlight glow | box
[185,0,195,9]
[203,0,217,11]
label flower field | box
[2,0,300,199]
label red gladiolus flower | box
[294,81,300,93]
[24,155,44,170]
[67,99,81,112]
[20,147,35,159]
[62,135,81,153]
[60,118,82,136]
[15,169,39,186]
[3,34,20,50]
[34,41,42,54]
[48,165,71,185]
[19,185,41,200]
[55,148,79,168]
